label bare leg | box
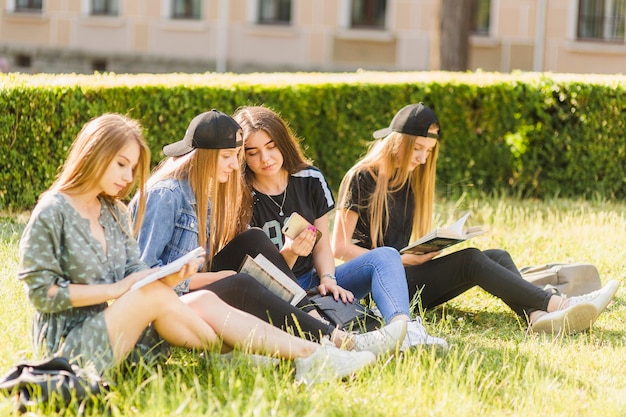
[104,281,221,363]
[183,290,319,359]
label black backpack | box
[0,356,108,414]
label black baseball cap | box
[163,109,243,157]
[373,103,439,139]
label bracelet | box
[321,273,337,281]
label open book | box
[130,246,206,292]
[399,212,487,255]
[239,254,307,305]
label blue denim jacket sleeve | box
[134,179,200,295]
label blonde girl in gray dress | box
[17,113,376,385]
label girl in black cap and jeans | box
[332,103,619,335]
[131,110,406,362]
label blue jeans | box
[296,247,410,323]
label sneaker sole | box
[294,349,376,385]
[531,303,597,335]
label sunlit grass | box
[1,197,625,416]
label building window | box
[15,0,43,12]
[258,0,291,25]
[473,0,491,35]
[91,0,118,16]
[578,0,626,42]
[171,0,201,19]
[351,0,386,29]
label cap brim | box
[163,140,194,157]
[372,127,392,139]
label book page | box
[130,246,205,292]
[446,211,471,237]
[399,211,486,255]
[239,254,307,305]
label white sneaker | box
[400,318,448,352]
[529,302,597,334]
[532,280,621,335]
[294,340,376,385]
[568,280,620,316]
[351,320,407,356]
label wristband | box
[321,273,337,281]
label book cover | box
[239,254,307,305]
[399,212,487,255]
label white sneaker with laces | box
[351,320,407,356]
[529,303,596,334]
[294,340,376,385]
[568,280,619,316]
[530,280,619,335]
[400,318,448,352]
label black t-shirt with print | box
[251,166,334,277]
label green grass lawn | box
[1,197,625,416]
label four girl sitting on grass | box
[16,103,620,387]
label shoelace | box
[568,288,602,306]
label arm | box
[279,227,317,268]
[188,270,237,289]
[331,208,369,262]
[312,213,354,303]
[19,201,144,312]
[134,185,200,293]
[134,187,178,269]
[332,206,439,266]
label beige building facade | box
[0,0,624,75]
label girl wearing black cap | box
[132,110,406,360]
[332,103,619,335]
[17,113,377,385]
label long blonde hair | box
[337,129,439,247]
[50,113,150,235]
[147,148,245,270]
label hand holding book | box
[130,246,206,291]
[399,212,487,255]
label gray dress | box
[17,191,160,374]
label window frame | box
[472,0,492,36]
[170,0,202,20]
[349,0,387,30]
[12,0,43,13]
[577,0,626,43]
[88,0,119,16]
[257,0,292,25]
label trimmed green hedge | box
[1,71,625,211]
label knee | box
[223,273,258,288]
[456,247,487,264]
[133,280,181,307]
[369,246,402,262]
[484,248,514,264]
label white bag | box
[520,263,602,297]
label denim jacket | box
[131,178,210,294]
